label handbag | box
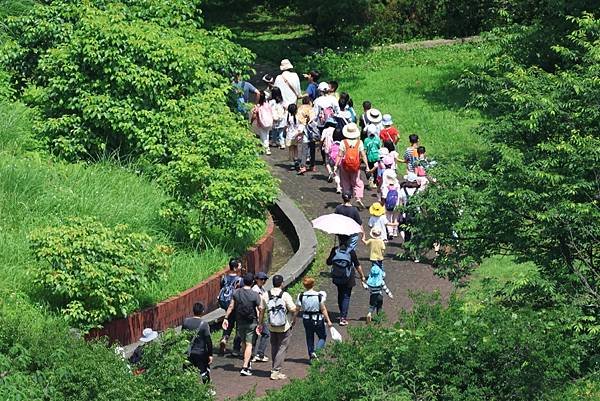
[330,326,343,342]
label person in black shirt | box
[183,302,213,383]
[326,243,366,326]
[334,191,363,252]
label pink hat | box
[383,155,394,166]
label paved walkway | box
[210,148,452,400]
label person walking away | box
[364,108,383,138]
[399,173,421,258]
[331,127,345,193]
[295,277,333,360]
[285,104,303,165]
[364,263,393,324]
[313,82,340,134]
[334,191,362,251]
[414,145,436,191]
[403,134,420,175]
[383,171,401,239]
[379,114,399,145]
[364,125,381,190]
[326,242,366,326]
[359,100,372,139]
[251,272,270,363]
[183,302,213,384]
[320,118,338,182]
[250,91,274,155]
[274,59,301,107]
[269,87,287,149]
[303,70,319,102]
[334,123,370,209]
[262,74,275,100]
[368,202,395,242]
[361,228,386,269]
[233,73,260,114]
[340,93,357,122]
[222,273,264,376]
[266,274,297,380]
[328,80,340,100]
[218,259,243,356]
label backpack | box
[299,292,323,316]
[318,106,335,126]
[342,139,361,172]
[271,102,285,123]
[258,103,273,129]
[235,289,258,323]
[329,141,341,163]
[333,115,349,129]
[218,275,239,310]
[331,248,353,285]
[365,137,380,162]
[385,188,399,211]
[306,121,321,142]
[267,290,288,327]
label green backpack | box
[365,137,381,162]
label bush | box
[29,217,170,330]
[2,0,278,247]
[265,296,594,401]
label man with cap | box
[222,273,264,376]
[266,274,297,380]
[274,59,301,107]
[251,271,270,363]
[334,123,370,209]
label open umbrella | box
[311,213,362,236]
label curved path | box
[210,148,452,400]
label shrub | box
[29,217,170,330]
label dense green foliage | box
[30,217,170,329]
[265,295,596,401]
[2,0,278,247]
[410,14,600,309]
[297,0,597,46]
[0,293,213,401]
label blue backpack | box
[331,248,353,285]
[385,188,399,211]
[218,275,240,310]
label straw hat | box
[342,123,360,139]
[370,227,382,238]
[139,328,158,343]
[280,59,294,71]
[382,114,393,126]
[367,108,382,124]
[369,202,385,217]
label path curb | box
[198,191,318,325]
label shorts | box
[237,321,258,344]
[368,293,383,314]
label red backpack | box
[342,139,361,172]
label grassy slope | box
[0,100,229,307]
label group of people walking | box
[129,58,438,391]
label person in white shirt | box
[312,82,340,128]
[274,59,301,107]
[251,271,270,363]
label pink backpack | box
[258,103,274,129]
[318,106,335,125]
[329,141,341,163]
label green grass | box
[0,100,229,308]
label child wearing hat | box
[368,202,391,241]
[380,114,399,145]
[363,263,393,324]
[361,227,386,270]
[382,172,401,238]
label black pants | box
[309,141,316,168]
[188,352,211,383]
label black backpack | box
[331,248,353,285]
[234,289,257,323]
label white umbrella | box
[311,213,362,236]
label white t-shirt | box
[274,71,301,107]
[269,99,287,129]
[285,113,303,142]
[313,95,341,126]
[339,138,364,153]
[368,215,389,241]
[321,127,335,153]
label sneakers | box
[311,166,318,172]
[270,370,287,380]
[279,145,286,150]
[339,318,348,326]
[309,352,318,361]
[366,312,372,324]
[336,188,342,194]
[251,354,269,363]
[265,148,272,155]
[240,367,253,376]
[356,199,365,209]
